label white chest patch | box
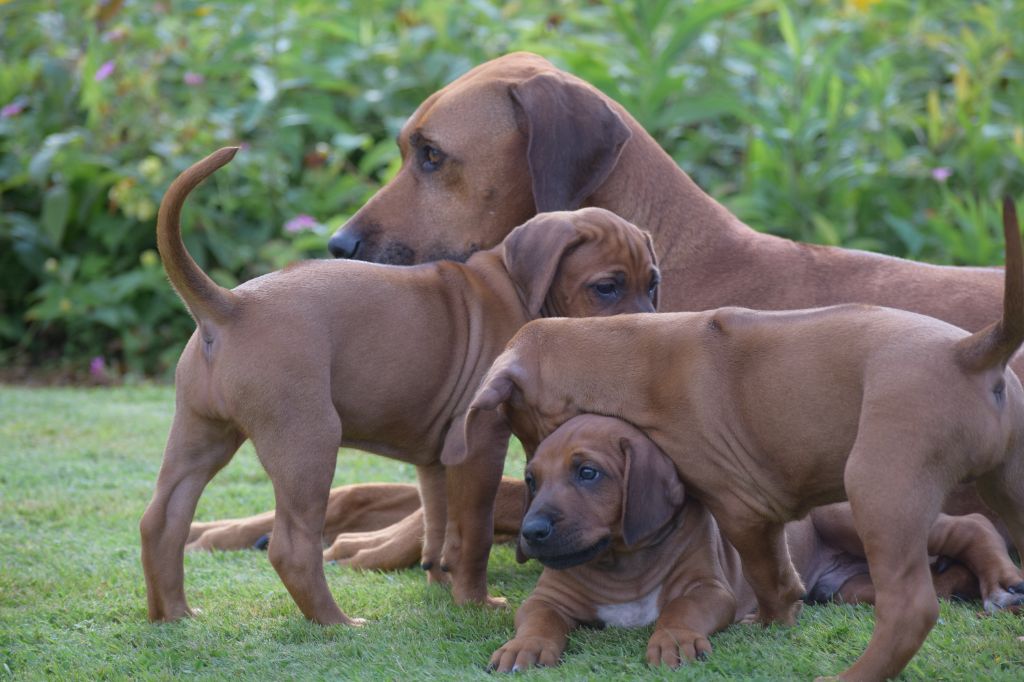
[595,586,662,628]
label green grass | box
[2,385,1023,679]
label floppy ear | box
[643,231,661,311]
[510,72,632,212]
[501,214,584,316]
[619,436,684,547]
[448,366,517,467]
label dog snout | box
[327,226,362,259]
[521,515,554,545]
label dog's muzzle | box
[327,227,362,259]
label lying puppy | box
[490,415,1024,673]
[140,148,660,626]
[185,477,525,572]
[459,199,1024,681]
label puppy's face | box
[501,207,659,319]
[518,415,684,569]
[545,208,660,318]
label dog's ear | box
[643,231,661,311]
[448,364,518,467]
[510,72,632,212]
[501,214,584,316]
[619,436,684,547]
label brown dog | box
[459,200,1024,681]
[185,477,525,571]
[139,148,660,626]
[324,50,1018,568]
[489,415,1024,673]
[328,52,1012,347]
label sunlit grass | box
[2,385,1023,679]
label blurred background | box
[1,0,1022,381]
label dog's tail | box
[955,198,1023,372]
[156,147,240,325]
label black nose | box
[521,516,553,545]
[327,228,361,259]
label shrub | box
[1,0,1021,378]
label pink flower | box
[94,60,116,82]
[89,356,106,378]
[101,28,127,43]
[284,214,319,233]
[1,99,26,118]
[184,71,204,86]
[931,167,953,183]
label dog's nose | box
[521,516,554,545]
[327,228,361,259]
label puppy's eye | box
[577,466,600,482]
[591,281,619,299]
[648,277,659,300]
[420,145,445,172]
[525,472,536,494]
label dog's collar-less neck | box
[600,503,688,568]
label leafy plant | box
[1,0,1021,378]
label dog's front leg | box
[443,409,510,608]
[716,518,804,626]
[647,580,735,667]
[488,598,574,672]
[416,462,450,585]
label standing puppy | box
[490,415,1024,673]
[460,200,1024,681]
[140,148,659,626]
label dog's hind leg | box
[813,504,1023,609]
[324,510,425,570]
[840,435,943,682]
[140,410,243,621]
[977,457,1024,588]
[253,411,360,626]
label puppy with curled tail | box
[140,148,660,626]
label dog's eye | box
[525,472,536,494]
[419,145,445,172]
[648,277,659,300]
[591,281,619,299]
[577,466,600,481]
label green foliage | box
[1,0,1022,377]
[3,384,1024,679]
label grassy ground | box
[2,385,1023,680]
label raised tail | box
[955,197,1023,372]
[156,147,240,325]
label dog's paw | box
[253,534,270,551]
[740,600,802,627]
[983,583,1024,613]
[488,636,561,673]
[646,627,711,667]
[421,562,452,586]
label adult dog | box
[327,52,1010,345]
[490,415,1024,673]
[140,148,659,625]
[459,200,1024,680]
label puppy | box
[140,148,659,626]
[490,415,1024,673]
[461,199,1024,681]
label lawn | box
[2,384,1023,680]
